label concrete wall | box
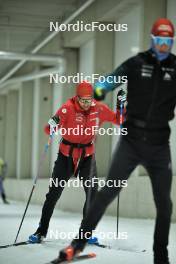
[0,95,6,158]
[16,82,33,179]
[31,77,52,180]
[4,90,18,178]
[38,78,52,178]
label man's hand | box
[116,89,126,110]
[48,115,60,128]
[94,87,106,101]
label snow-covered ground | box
[0,201,175,264]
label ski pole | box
[85,153,96,215]
[116,193,120,238]
[116,101,124,238]
[14,133,54,244]
[85,116,99,216]
[120,101,123,129]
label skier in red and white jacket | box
[28,81,125,243]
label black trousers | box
[38,152,98,236]
[79,136,173,261]
[0,176,7,202]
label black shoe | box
[28,230,45,243]
[71,239,87,253]
[154,255,170,264]
[58,239,87,262]
[154,246,170,264]
[2,193,9,204]
[3,199,10,204]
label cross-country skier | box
[28,81,125,243]
[57,18,176,264]
[0,158,9,204]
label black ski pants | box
[79,136,173,261]
[38,152,98,236]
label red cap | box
[151,18,175,37]
[76,81,93,97]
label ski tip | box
[88,253,96,258]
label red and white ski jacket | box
[45,96,124,162]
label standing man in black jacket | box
[55,18,176,264]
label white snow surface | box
[0,201,175,264]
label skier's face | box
[77,96,93,111]
[151,35,174,53]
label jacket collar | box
[147,49,172,65]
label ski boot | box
[88,236,98,245]
[28,230,45,244]
[56,239,87,262]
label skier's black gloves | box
[94,88,106,101]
